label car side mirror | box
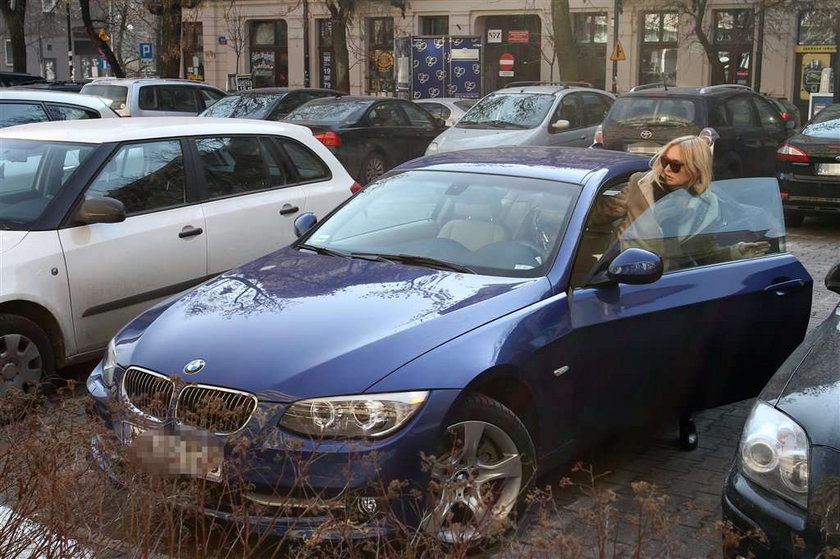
[551,119,570,131]
[75,196,126,224]
[826,262,840,295]
[605,248,663,285]
[434,117,446,128]
[294,212,318,237]
[785,119,796,130]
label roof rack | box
[629,82,674,92]
[698,83,753,94]
[504,80,593,89]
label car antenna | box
[661,74,669,91]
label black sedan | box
[722,262,840,557]
[199,87,345,120]
[776,103,840,226]
[286,96,445,184]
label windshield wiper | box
[297,243,351,258]
[370,254,475,274]
[485,119,529,129]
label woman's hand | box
[737,241,771,258]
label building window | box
[797,11,835,45]
[419,15,448,36]
[41,58,56,80]
[250,20,288,88]
[41,0,58,12]
[639,12,678,86]
[712,9,754,85]
[4,40,12,67]
[318,19,335,89]
[574,13,608,44]
[367,17,394,94]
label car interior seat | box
[437,191,509,251]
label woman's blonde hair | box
[640,135,713,195]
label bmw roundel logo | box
[640,129,653,140]
[183,359,205,375]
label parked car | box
[17,81,88,93]
[764,95,802,128]
[0,71,45,87]
[0,117,354,391]
[415,97,478,127]
[722,262,840,558]
[776,103,840,226]
[0,89,119,128]
[286,96,445,184]
[425,84,614,155]
[596,84,793,178]
[80,78,226,117]
[200,87,345,120]
[87,147,811,544]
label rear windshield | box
[286,100,369,123]
[0,140,96,229]
[457,93,555,129]
[606,97,698,127]
[201,94,284,119]
[803,106,840,139]
[80,84,128,111]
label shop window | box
[639,12,678,86]
[712,9,754,85]
[183,22,204,81]
[250,20,288,88]
[367,17,394,94]
[797,11,835,45]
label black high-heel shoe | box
[679,416,698,451]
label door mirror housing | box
[294,212,318,237]
[785,118,796,130]
[826,262,840,295]
[606,248,664,285]
[551,119,570,131]
[75,196,126,225]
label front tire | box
[421,393,535,547]
[0,314,54,396]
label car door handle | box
[178,226,203,239]
[764,279,805,296]
[279,205,299,215]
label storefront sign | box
[320,51,333,89]
[508,30,529,43]
[451,48,479,61]
[795,44,837,53]
[487,29,502,43]
[217,36,227,45]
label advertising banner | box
[447,37,482,98]
[410,36,482,99]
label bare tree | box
[78,0,125,76]
[222,0,245,73]
[551,0,579,81]
[324,0,356,93]
[1,0,29,72]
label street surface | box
[522,215,840,557]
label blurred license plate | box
[626,143,660,155]
[130,427,224,481]
[121,421,145,445]
[817,163,840,176]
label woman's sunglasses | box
[659,156,684,173]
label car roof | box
[0,89,111,107]
[393,147,649,184]
[416,98,476,104]
[304,95,403,104]
[620,84,757,98]
[84,78,221,87]
[0,117,316,144]
[230,87,343,96]
[491,85,612,96]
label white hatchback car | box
[0,89,119,128]
[0,118,355,392]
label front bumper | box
[87,366,462,539]
[721,446,840,558]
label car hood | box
[117,247,549,401]
[0,231,28,254]
[435,127,536,153]
[773,303,840,449]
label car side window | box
[725,96,758,127]
[195,136,287,198]
[200,88,226,110]
[581,93,612,127]
[275,139,331,182]
[85,140,186,215]
[401,102,436,127]
[0,102,49,127]
[752,98,784,133]
[420,103,448,120]
[367,102,407,127]
[271,93,302,119]
[552,93,583,130]
[709,102,730,127]
[139,85,199,112]
[45,104,99,120]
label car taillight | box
[314,131,342,147]
[350,182,363,194]
[780,111,793,121]
[780,192,789,198]
[776,144,809,163]
[594,124,603,144]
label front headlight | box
[279,391,429,439]
[102,338,117,388]
[738,401,809,508]
[425,142,439,155]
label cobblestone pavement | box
[517,215,839,558]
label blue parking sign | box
[139,43,153,59]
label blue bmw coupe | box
[87,147,812,543]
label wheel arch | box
[0,300,67,367]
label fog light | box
[356,497,379,516]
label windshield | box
[606,97,697,127]
[201,94,284,119]
[286,101,368,123]
[301,170,579,277]
[0,140,96,229]
[803,107,840,139]
[456,93,555,129]
[80,85,128,111]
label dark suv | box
[596,84,793,178]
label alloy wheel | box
[365,156,385,183]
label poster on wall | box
[448,37,481,98]
[410,36,482,100]
[799,52,832,102]
[411,37,447,99]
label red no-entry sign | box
[499,53,514,71]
